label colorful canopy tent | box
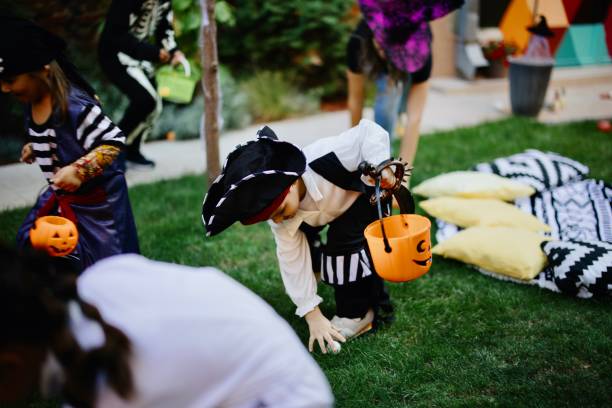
[606,3,612,58]
[561,0,583,22]
[500,0,569,53]
[555,23,612,65]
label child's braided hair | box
[0,244,133,407]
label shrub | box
[153,66,252,140]
[218,0,357,100]
[241,71,320,122]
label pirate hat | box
[527,15,554,38]
[201,126,306,236]
[0,16,97,97]
[358,0,464,73]
[0,16,66,78]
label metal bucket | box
[508,57,554,117]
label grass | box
[1,117,611,407]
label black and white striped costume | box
[98,0,177,156]
[269,119,392,319]
[17,86,139,269]
[29,101,124,184]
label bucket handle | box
[374,178,392,253]
[360,158,416,253]
[172,55,191,77]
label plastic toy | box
[30,215,78,257]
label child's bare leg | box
[399,81,429,186]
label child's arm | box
[154,0,179,57]
[304,118,391,174]
[73,144,122,181]
[74,103,125,151]
[20,143,35,164]
[53,101,125,191]
[271,225,322,316]
[270,224,345,353]
[52,145,121,192]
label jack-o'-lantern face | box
[30,216,78,257]
[413,238,432,271]
[364,214,432,282]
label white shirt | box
[269,119,390,317]
[68,254,333,408]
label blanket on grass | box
[435,150,612,298]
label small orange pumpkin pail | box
[30,216,79,257]
[364,214,432,282]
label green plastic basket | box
[156,59,201,104]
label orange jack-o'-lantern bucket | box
[359,158,432,282]
[30,216,79,257]
[364,214,432,282]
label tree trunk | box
[200,0,221,186]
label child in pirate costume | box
[0,17,139,270]
[202,119,401,354]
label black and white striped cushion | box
[473,149,589,192]
[515,179,612,243]
[542,240,612,297]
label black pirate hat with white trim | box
[0,16,65,78]
[0,16,97,97]
[201,126,306,236]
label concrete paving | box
[1,65,611,211]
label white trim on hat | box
[216,197,226,208]
[205,170,304,229]
[202,128,306,232]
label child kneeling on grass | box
[202,119,398,353]
[0,17,139,270]
[0,245,334,407]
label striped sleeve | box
[75,104,125,151]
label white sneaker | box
[330,309,374,339]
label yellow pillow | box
[432,226,549,280]
[420,197,551,232]
[412,171,535,201]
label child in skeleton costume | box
[0,246,334,407]
[0,17,139,270]
[202,119,400,353]
[98,0,185,168]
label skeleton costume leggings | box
[99,54,162,155]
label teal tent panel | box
[556,24,612,66]
[555,29,579,66]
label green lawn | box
[1,118,611,407]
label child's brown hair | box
[31,61,71,120]
[0,245,134,406]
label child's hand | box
[304,306,346,354]
[52,165,82,192]
[20,143,35,164]
[380,167,398,190]
[159,48,170,63]
[170,50,185,67]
